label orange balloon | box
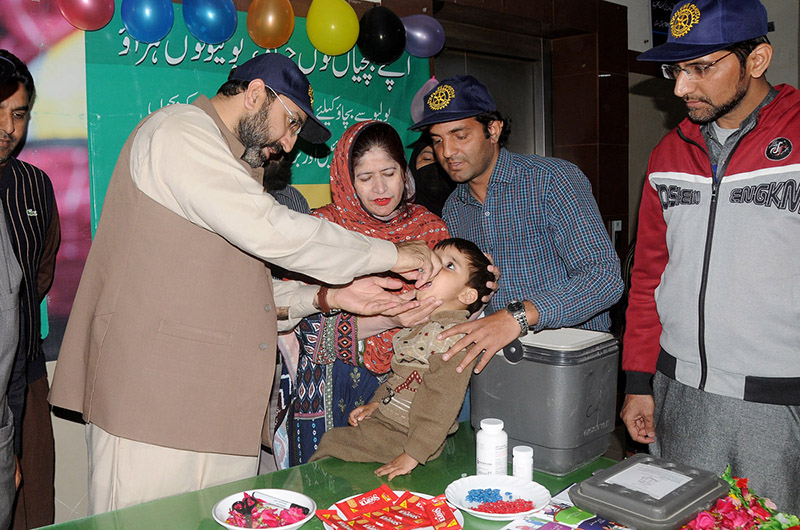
[247,0,295,49]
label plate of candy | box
[444,475,551,521]
[212,488,316,529]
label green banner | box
[85,5,428,229]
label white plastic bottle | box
[512,445,534,482]
[476,418,508,475]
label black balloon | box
[357,6,406,64]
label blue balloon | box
[402,14,445,58]
[121,0,174,43]
[183,0,238,44]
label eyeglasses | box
[265,85,304,137]
[661,51,736,80]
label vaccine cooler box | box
[470,327,619,475]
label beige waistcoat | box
[49,101,278,456]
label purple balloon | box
[402,14,445,58]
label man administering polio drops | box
[50,53,440,514]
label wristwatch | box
[506,300,529,337]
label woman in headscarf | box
[278,121,449,466]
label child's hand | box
[348,402,379,426]
[375,452,419,480]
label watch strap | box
[507,301,529,337]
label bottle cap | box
[513,445,533,458]
[480,418,504,431]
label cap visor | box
[409,110,484,131]
[299,116,331,143]
[637,42,731,62]
[281,93,331,144]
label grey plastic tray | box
[569,453,728,530]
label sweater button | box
[259,343,268,350]
[264,304,272,312]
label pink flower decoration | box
[728,509,754,529]
[692,512,718,530]
[682,467,792,530]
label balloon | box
[247,0,295,49]
[121,0,174,43]
[402,14,445,58]
[357,6,405,64]
[306,0,359,56]
[183,0,237,45]
[411,76,439,123]
[57,0,115,31]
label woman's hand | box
[349,402,379,426]
[375,452,418,480]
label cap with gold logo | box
[229,53,331,143]
[637,0,771,63]
[410,75,496,131]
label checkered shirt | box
[442,148,623,331]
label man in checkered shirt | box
[411,75,623,375]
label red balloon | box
[57,0,115,31]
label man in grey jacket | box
[0,53,23,530]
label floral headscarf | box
[312,120,449,373]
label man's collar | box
[491,147,513,183]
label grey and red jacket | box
[623,83,800,406]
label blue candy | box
[466,488,502,504]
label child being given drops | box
[310,238,494,479]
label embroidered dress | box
[284,121,448,465]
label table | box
[42,424,616,530]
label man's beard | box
[238,100,283,168]
[686,78,748,125]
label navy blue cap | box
[638,0,769,63]
[410,75,496,130]
[0,56,13,82]
[230,53,331,143]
